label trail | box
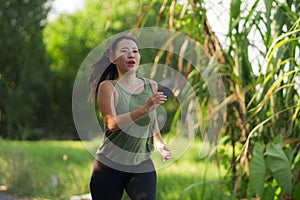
[0,191,21,200]
[0,191,92,200]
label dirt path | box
[0,191,92,200]
[0,190,33,200]
[0,191,20,200]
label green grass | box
[0,140,94,199]
[0,139,233,200]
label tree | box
[0,0,53,139]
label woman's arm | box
[149,79,168,147]
[97,80,166,132]
[148,80,172,160]
[153,120,172,161]
[153,120,166,148]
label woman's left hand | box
[158,145,172,161]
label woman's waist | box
[95,153,155,173]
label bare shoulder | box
[99,80,114,90]
[98,80,116,96]
[97,80,118,104]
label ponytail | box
[88,48,117,102]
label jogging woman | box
[88,35,171,200]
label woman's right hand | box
[144,92,167,113]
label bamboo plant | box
[131,0,300,199]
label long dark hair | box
[88,35,139,101]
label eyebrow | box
[120,47,138,50]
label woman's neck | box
[116,73,138,84]
[115,73,144,93]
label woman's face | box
[111,39,140,74]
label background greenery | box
[0,0,299,199]
[0,139,228,200]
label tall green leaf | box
[247,143,266,198]
[266,143,292,194]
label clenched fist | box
[144,92,167,113]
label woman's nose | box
[127,51,134,58]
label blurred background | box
[0,0,299,199]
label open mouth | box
[127,60,136,65]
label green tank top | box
[97,78,156,165]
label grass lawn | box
[0,139,233,200]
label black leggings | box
[90,158,157,200]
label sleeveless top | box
[96,78,156,165]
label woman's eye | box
[119,49,139,54]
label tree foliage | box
[0,0,53,139]
[0,0,153,139]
